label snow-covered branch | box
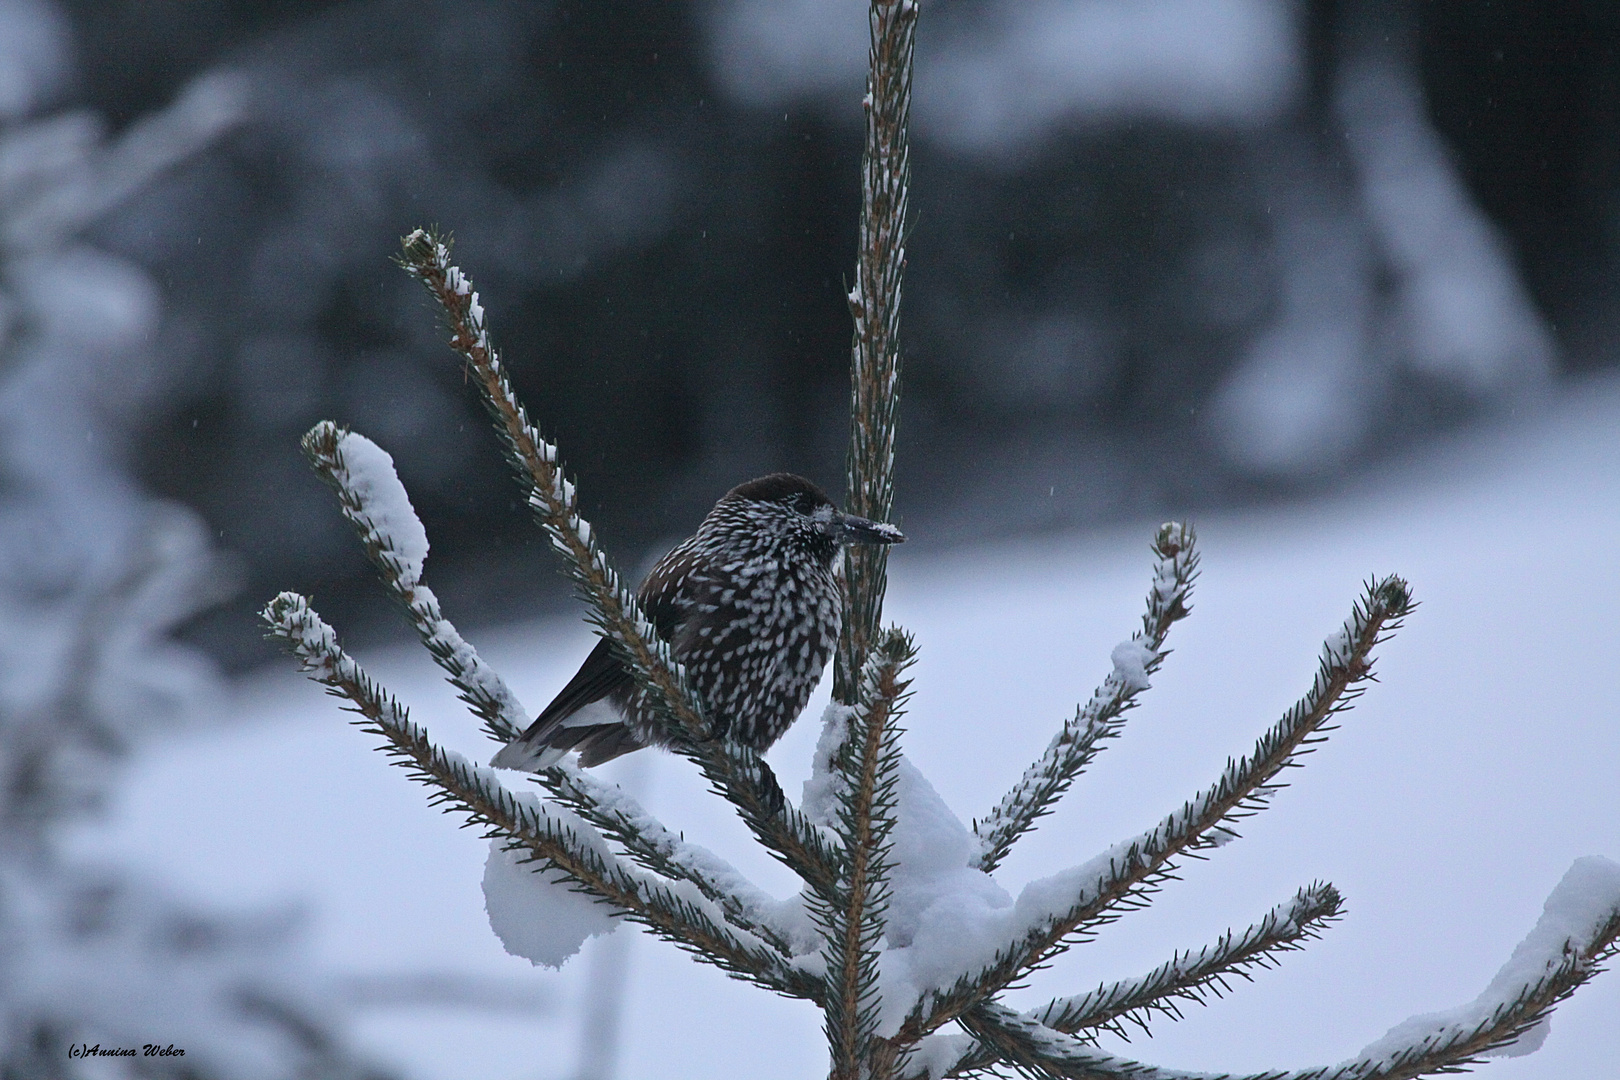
[1035,882,1343,1041]
[835,0,917,703]
[895,576,1412,1042]
[958,1001,1173,1080]
[395,230,708,750]
[260,591,822,1002]
[818,628,917,1078]
[1342,855,1620,1076]
[972,522,1198,874]
[942,863,1620,1080]
[921,881,1346,1074]
[300,420,527,744]
[396,229,844,898]
[271,2,1619,1075]
[539,761,816,960]
[299,420,811,955]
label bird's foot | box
[753,758,785,816]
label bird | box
[490,473,904,773]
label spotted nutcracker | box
[491,473,904,772]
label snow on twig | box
[1351,855,1620,1070]
[953,856,1620,1080]
[887,576,1411,1042]
[301,419,814,956]
[543,760,821,959]
[933,884,1346,1075]
[1036,882,1344,1040]
[396,228,845,899]
[818,628,916,1077]
[972,522,1198,874]
[301,421,527,744]
[260,591,821,1000]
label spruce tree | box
[264,3,1620,1077]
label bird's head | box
[712,473,905,564]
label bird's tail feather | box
[490,715,647,773]
[490,697,634,773]
[489,737,570,773]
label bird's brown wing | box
[488,635,633,770]
[526,634,631,732]
[494,543,701,770]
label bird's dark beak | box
[838,513,905,546]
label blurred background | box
[2,0,1617,1076]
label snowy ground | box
[65,376,1620,1079]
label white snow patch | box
[1324,617,1357,667]
[908,1031,978,1080]
[1355,856,1620,1065]
[482,837,620,969]
[422,613,528,725]
[801,702,853,828]
[1110,638,1155,693]
[334,431,430,584]
[707,0,1299,153]
[920,0,1299,155]
[867,751,1188,1040]
[565,760,820,953]
[875,758,1014,1036]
